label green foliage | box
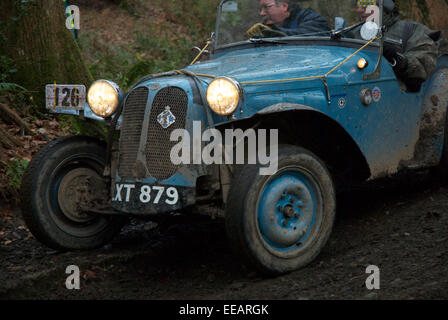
[78,32,135,89]
[5,159,29,191]
[80,0,218,90]
[117,0,138,16]
[83,29,193,90]
[57,115,83,135]
[154,0,217,35]
[0,48,32,113]
[134,29,191,68]
[0,48,17,82]
[0,21,6,44]
[0,13,29,98]
[0,83,26,93]
[57,115,107,140]
[0,51,29,103]
[125,60,155,87]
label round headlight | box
[206,77,241,116]
[87,80,122,118]
[357,58,368,70]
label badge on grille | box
[157,106,176,129]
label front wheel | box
[225,145,336,275]
[20,136,126,250]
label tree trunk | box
[0,0,93,110]
[396,0,448,35]
[0,144,5,163]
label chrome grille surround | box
[118,87,149,178]
[146,87,188,180]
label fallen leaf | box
[83,270,97,280]
[48,120,60,129]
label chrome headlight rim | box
[87,79,123,118]
[206,76,243,116]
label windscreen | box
[216,0,379,47]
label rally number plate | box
[45,84,86,110]
[113,184,179,205]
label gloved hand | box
[383,42,408,75]
[246,23,287,38]
[383,43,398,63]
[246,23,273,38]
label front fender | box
[217,102,371,183]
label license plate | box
[112,184,179,205]
[45,84,86,110]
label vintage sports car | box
[22,0,447,275]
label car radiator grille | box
[118,87,149,178]
[146,87,188,180]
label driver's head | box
[259,0,291,27]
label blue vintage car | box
[22,0,447,275]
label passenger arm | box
[401,25,438,90]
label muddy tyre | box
[20,136,126,250]
[225,145,336,275]
[429,67,448,177]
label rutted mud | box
[1,171,447,300]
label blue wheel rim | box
[257,167,323,256]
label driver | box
[352,0,441,92]
[247,0,330,38]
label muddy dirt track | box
[0,171,447,300]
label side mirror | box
[222,0,238,12]
[334,17,346,30]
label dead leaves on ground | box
[0,102,66,206]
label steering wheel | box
[246,23,288,38]
[262,28,288,38]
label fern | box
[0,82,27,92]
[6,159,29,191]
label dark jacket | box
[270,5,331,36]
[383,12,440,89]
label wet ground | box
[0,171,447,300]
